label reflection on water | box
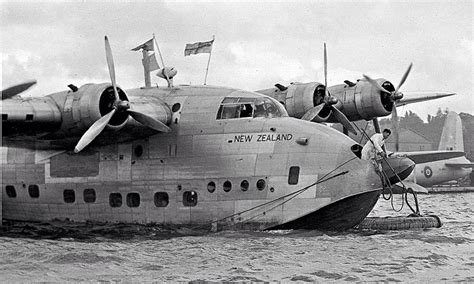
[0,193,472,282]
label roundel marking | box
[423,166,433,178]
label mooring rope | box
[351,121,421,216]
[191,156,356,231]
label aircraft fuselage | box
[2,85,384,230]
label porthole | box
[126,193,140,207]
[183,191,198,207]
[134,145,143,157]
[83,188,96,203]
[256,179,266,191]
[63,189,75,203]
[223,181,232,192]
[28,184,39,198]
[172,103,181,112]
[207,181,216,193]
[109,193,122,208]
[6,185,16,198]
[240,180,249,191]
[154,192,169,207]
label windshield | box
[216,96,287,120]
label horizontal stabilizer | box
[445,163,474,168]
[392,181,429,194]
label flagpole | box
[153,34,166,68]
[204,35,215,85]
[142,48,151,87]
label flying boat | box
[1,37,416,231]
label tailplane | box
[438,111,464,151]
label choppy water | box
[1,193,472,282]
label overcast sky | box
[1,0,472,121]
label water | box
[0,193,472,282]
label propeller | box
[301,43,356,135]
[1,80,37,100]
[363,63,413,151]
[74,36,171,153]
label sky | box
[1,0,473,121]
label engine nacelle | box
[328,78,394,121]
[49,83,130,137]
[2,83,172,141]
[257,82,331,121]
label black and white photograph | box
[1,0,473,282]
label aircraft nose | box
[380,156,415,184]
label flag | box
[133,38,160,71]
[184,39,214,56]
[131,38,154,52]
[145,53,160,71]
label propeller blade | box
[372,118,381,133]
[2,80,37,100]
[324,43,328,91]
[74,109,116,153]
[331,106,356,135]
[392,104,400,151]
[395,63,413,94]
[363,74,391,95]
[301,104,325,121]
[104,36,119,101]
[127,110,171,132]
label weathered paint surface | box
[2,85,383,229]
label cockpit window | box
[217,96,286,120]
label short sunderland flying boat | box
[1,37,415,231]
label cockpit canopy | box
[216,96,288,120]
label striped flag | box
[132,38,160,71]
[184,39,214,56]
[131,38,154,51]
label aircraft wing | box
[393,181,429,194]
[445,163,474,168]
[395,150,466,164]
[397,91,456,107]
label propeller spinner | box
[74,36,171,153]
[363,63,413,151]
[301,43,357,135]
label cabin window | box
[240,180,249,191]
[223,181,232,192]
[83,188,96,203]
[126,193,140,207]
[256,179,266,191]
[63,189,75,203]
[2,114,7,121]
[109,193,122,208]
[207,181,216,193]
[25,114,34,121]
[6,185,16,198]
[134,145,143,157]
[154,192,169,207]
[183,191,198,207]
[28,184,39,198]
[288,166,300,185]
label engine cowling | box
[257,82,332,122]
[328,78,394,121]
[49,83,130,137]
[2,83,172,141]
